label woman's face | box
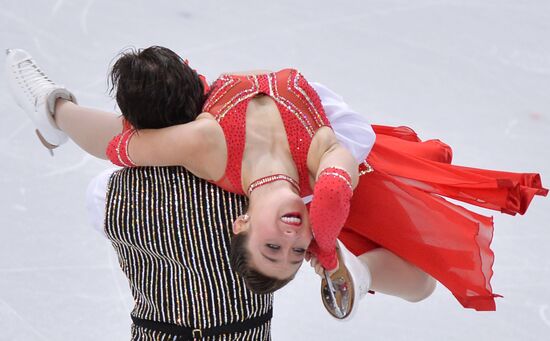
[234,190,313,280]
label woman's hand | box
[307,252,339,278]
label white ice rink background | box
[1,0,549,340]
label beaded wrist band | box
[117,129,137,167]
[318,167,353,191]
[107,129,137,167]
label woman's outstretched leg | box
[54,100,122,159]
[359,248,436,302]
[312,243,435,320]
[6,48,122,159]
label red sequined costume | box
[203,69,547,311]
[204,69,329,197]
[108,68,547,311]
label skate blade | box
[35,129,57,156]
[321,251,356,320]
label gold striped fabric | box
[105,167,273,340]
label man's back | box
[105,167,272,340]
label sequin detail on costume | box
[204,69,330,196]
[247,173,300,196]
[106,127,137,167]
[105,167,273,340]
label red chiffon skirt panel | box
[339,125,547,311]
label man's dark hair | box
[230,232,294,294]
[109,46,205,129]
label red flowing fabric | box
[339,125,547,311]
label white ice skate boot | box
[5,48,77,153]
[321,240,371,321]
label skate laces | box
[16,58,56,105]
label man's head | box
[109,46,205,129]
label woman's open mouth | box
[280,212,302,226]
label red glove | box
[307,167,353,271]
[106,123,137,167]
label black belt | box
[131,308,273,340]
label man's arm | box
[85,168,117,236]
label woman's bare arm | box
[126,115,225,179]
[315,142,359,188]
[308,127,359,188]
[55,100,123,159]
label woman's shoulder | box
[195,112,222,132]
[195,113,227,144]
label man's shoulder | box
[106,166,204,188]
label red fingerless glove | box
[307,167,353,271]
[106,124,137,167]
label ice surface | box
[1,0,549,340]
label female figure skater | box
[7,46,546,321]
[101,49,547,314]
[6,46,437,321]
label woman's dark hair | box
[109,46,205,129]
[230,232,294,294]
